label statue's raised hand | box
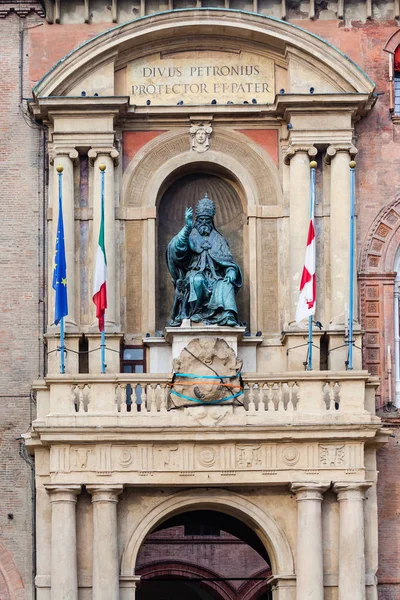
[185,207,193,229]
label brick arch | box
[360,197,400,273]
[359,197,400,407]
[238,567,272,600]
[0,543,25,600]
[137,560,236,600]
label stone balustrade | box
[33,370,378,427]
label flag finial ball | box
[99,164,106,172]
[349,160,356,169]
[56,165,64,173]
[309,160,317,169]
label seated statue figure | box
[167,194,243,327]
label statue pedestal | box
[165,325,246,359]
[144,325,256,373]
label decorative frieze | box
[48,441,364,477]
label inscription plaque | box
[127,51,275,106]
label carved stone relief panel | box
[48,441,364,478]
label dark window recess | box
[78,335,89,374]
[121,346,146,411]
[184,524,221,536]
[320,333,329,371]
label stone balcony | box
[33,370,379,427]
[29,370,384,487]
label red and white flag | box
[295,219,316,324]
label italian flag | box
[93,196,107,332]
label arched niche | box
[156,167,249,331]
[121,127,283,333]
[120,489,295,583]
[123,128,282,335]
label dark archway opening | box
[156,169,250,332]
[136,509,272,600]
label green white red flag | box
[93,199,107,332]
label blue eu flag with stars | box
[52,179,68,325]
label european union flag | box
[52,180,68,325]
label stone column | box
[285,145,317,322]
[45,485,81,600]
[51,148,79,327]
[89,148,119,329]
[291,483,329,600]
[326,145,357,324]
[334,482,372,600]
[87,485,123,600]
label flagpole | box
[56,165,66,374]
[307,160,317,371]
[100,165,106,374]
[347,160,356,370]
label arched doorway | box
[135,509,272,600]
[156,168,249,332]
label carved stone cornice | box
[49,148,79,165]
[284,145,317,165]
[88,147,119,166]
[324,144,358,165]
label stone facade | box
[1,1,400,599]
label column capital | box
[45,484,81,503]
[87,484,124,503]
[324,144,358,164]
[49,147,79,165]
[284,144,317,165]
[88,147,119,166]
[333,481,373,501]
[291,482,330,501]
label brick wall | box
[0,12,46,599]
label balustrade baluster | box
[258,384,265,412]
[267,384,275,411]
[287,383,294,412]
[160,384,168,413]
[248,383,256,412]
[277,383,284,412]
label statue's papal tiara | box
[196,194,215,218]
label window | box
[121,345,146,373]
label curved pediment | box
[33,9,374,104]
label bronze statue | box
[167,195,243,327]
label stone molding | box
[284,144,317,165]
[360,196,400,272]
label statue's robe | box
[167,224,243,325]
